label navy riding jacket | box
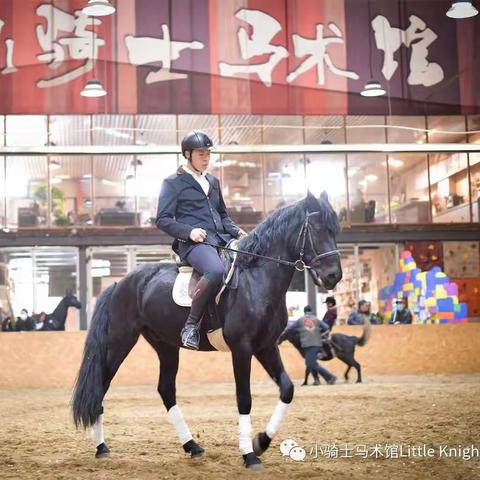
[155,167,240,260]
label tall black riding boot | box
[181,277,215,350]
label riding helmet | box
[181,131,213,158]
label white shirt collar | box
[184,164,207,178]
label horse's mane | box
[236,195,340,269]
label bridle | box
[291,211,340,272]
[179,210,340,272]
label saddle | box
[172,240,239,352]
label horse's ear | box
[305,191,321,212]
[320,191,329,202]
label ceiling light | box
[82,0,116,16]
[80,79,107,97]
[130,158,143,167]
[446,1,478,18]
[360,79,386,97]
[49,159,61,170]
[365,174,378,182]
[382,158,404,168]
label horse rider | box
[155,131,247,350]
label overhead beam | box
[1,143,480,155]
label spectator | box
[389,298,413,324]
[35,311,47,330]
[280,305,336,386]
[347,300,378,325]
[14,308,35,331]
[322,296,337,331]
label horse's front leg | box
[231,343,262,470]
[253,344,294,456]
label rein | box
[178,211,339,272]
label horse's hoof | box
[183,439,205,458]
[243,452,262,469]
[252,432,271,456]
[95,442,110,459]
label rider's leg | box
[181,244,223,349]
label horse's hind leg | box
[150,339,204,458]
[93,324,140,458]
[252,345,294,457]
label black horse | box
[72,192,342,469]
[33,291,82,331]
[280,321,371,384]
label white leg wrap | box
[91,414,105,448]
[167,405,193,445]
[266,400,290,439]
[239,414,254,455]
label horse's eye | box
[310,222,323,232]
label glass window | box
[134,246,174,266]
[49,116,91,146]
[135,115,177,145]
[304,115,345,144]
[6,116,47,146]
[347,154,389,223]
[430,153,470,223]
[427,115,466,143]
[136,154,178,226]
[306,154,347,218]
[220,115,262,144]
[178,115,219,144]
[389,154,430,223]
[346,116,386,144]
[92,115,134,145]
[88,248,129,325]
[48,156,93,227]
[217,153,264,228]
[263,116,303,144]
[6,156,48,228]
[93,155,138,226]
[468,115,480,223]
[386,116,427,144]
[3,247,78,329]
[263,154,306,214]
[0,156,5,229]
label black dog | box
[280,322,370,384]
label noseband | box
[292,211,340,272]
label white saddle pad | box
[172,241,239,308]
[172,266,194,307]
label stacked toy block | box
[379,250,468,324]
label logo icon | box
[279,438,306,461]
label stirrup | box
[181,326,200,350]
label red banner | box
[0,0,477,114]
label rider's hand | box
[189,228,207,243]
[237,228,247,239]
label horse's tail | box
[355,320,371,347]
[72,283,116,429]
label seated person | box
[347,300,378,325]
[14,309,35,331]
[389,298,413,324]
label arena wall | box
[1,324,479,389]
